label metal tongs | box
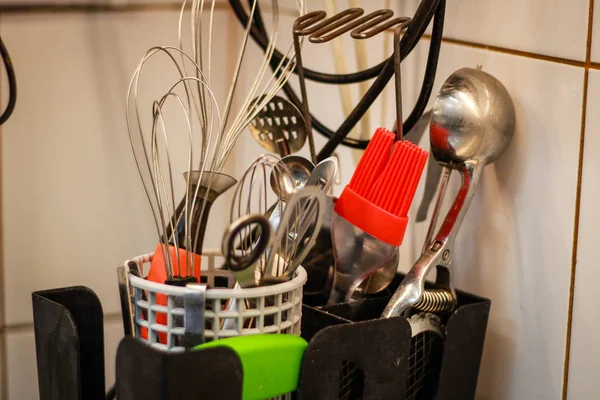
[381,164,476,318]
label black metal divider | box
[115,337,244,399]
[301,285,491,400]
[32,277,490,400]
[32,286,106,400]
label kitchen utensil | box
[304,156,338,191]
[382,67,516,318]
[326,32,427,304]
[353,249,399,297]
[249,95,307,157]
[302,113,430,298]
[288,4,444,160]
[227,154,324,286]
[231,0,444,153]
[328,128,428,305]
[222,183,323,330]
[194,334,308,400]
[177,0,304,173]
[166,171,237,262]
[270,155,336,204]
[222,213,272,289]
[230,154,289,223]
[270,155,314,201]
[126,61,223,283]
[263,186,327,285]
[268,157,337,295]
[126,0,304,279]
[355,110,432,298]
[221,213,272,331]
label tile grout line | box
[1,2,598,68]
[0,312,124,334]
[422,34,592,68]
[562,1,595,399]
[0,2,221,14]
[0,1,298,16]
[0,12,7,400]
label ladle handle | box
[432,160,483,248]
[422,165,451,253]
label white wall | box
[0,0,597,399]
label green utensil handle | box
[195,334,307,400]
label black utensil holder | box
[32,278,490,400]
[32,286,106,400]
[300,284,491,400]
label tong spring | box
[413,289,455,313]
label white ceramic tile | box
[591,3,600,62]
[400,42,584,399]
[566,70,600,399]
[400,0,588,60]
[0,9,238,324]
[0,333,4,397]
[0,0,186,5]
[6,329,38,400]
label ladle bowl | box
[430,67,516,166]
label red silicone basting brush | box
[334,127,428,246]
[328,127,428,304]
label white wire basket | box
[118,249,307,352]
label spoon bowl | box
[270,155,314,200]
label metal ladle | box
[382,67,516,318]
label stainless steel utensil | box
[327,211,398,304]
[249,95,307,157]
[304,156,338,191]
[270,155,314,201]
[263,186,327,285]
[125,0,305,281]
[269,157,338,295]
[222,213,272,288]
[353,249,400,298]
[382,67,516,318]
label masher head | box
[249,95,307,157]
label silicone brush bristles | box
[348,128,395,194]
[350,128,428,218]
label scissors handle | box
[222,214,272,272]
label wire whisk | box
[126,0,305,281]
